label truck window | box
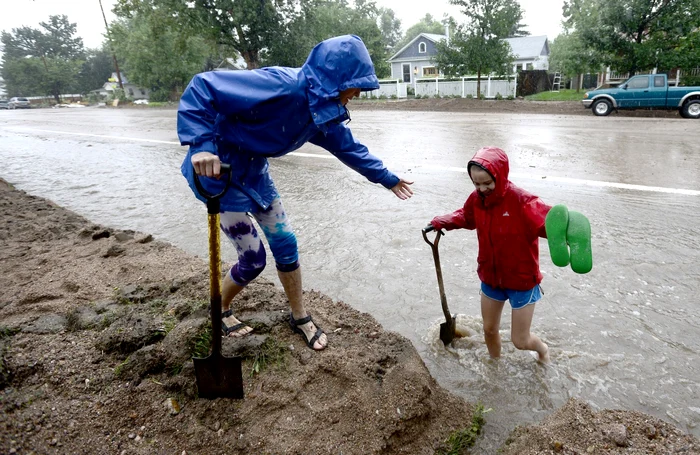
[627,77,649,89]
[654,76,665,87]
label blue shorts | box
[480,282,542,310]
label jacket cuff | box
[189,141,217,154]
[379,172,400,190]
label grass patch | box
[114,357,130,377]
[249,337,287,377]
[437,404,490,455]
[525,89,587,101]
[191,326,212,358]
[0,327,20,339]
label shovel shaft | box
[422,230,452,322]
[208,207,222,356]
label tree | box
[435,0,522,97]
[563,0,700,75]
[378,8,402,49]
[262,0,393,78]
[116,0,306,70]
[110,7,221,100]
[77,48,115,93]
[549,32,601,91]
[0,15,85,101]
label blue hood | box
[302,35,380,126]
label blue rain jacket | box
[177,35,400,212]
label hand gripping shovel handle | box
[422,227,452,323]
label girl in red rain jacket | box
[428,146,551,363]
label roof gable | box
[388,33,447,62]
[503,35,549,59]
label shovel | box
[192,163,244,399]
[422,225,456,345]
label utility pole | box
[99,0,124,90]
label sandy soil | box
[1,97,698,454]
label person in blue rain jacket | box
[178,35,413,351]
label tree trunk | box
[477,69,482,98]
[241,50,259,70]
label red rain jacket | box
[431,147,551,291]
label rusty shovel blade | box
[193,353,243,399]
[439,317,457,346]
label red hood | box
[468,146,510,207]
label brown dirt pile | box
[1,178,698,455]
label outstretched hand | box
[391,177,414,200]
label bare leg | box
[481,294,505,359]
[221,273,252,337]
[511,303,550,364]
[278,267,327,350]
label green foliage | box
[78,48,115,93]
[435,0,521,98]
[249,337,288,376]
[263,0,393,77]
[436,404,489,455]
[681,74,700,87]
[549,32,602,80]
[191,326,212,358]
[563,0,700,74]
[525,89,586,101]
[110,7,219,100]
[0,15,86,100]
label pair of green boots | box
[545,205,593,274]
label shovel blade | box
[439,317,457,346]
[193,353,244,399]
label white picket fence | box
[360,75,517,99]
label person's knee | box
[511,333,531,350]
[233,247,267,284]
[268,231,299,265]
[483,325,500,338]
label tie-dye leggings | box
[220,196,299,286]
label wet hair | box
[468,161,495,182]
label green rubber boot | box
[566,211,592,274]
[545,204,570,267]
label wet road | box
[1,107,699,452]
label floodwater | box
[1,107,699,453]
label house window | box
[140,89,146,95]
[418,42,427,53]
[423,66,437,77]
[128,88,134,96]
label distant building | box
[90,72,150,100]
[503,35,550,72]
[387,33,551,81]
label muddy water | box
[1,108,699,453]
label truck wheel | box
[592,99,612,116]
[682,100,700,119]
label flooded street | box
[1,107,699,452]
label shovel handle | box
[193,163,232,211]
[421,228,452,323]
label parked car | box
[8,97,31,109]
[582,74,700,118]
[0,99,9,109]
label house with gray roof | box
[387,33,447,83]
[503,35,550,72]
[387,34,550,81]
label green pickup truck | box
[581,73,700,119]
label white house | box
[90,72,150,100]
[387,34,550,80]
[503,35,550,72]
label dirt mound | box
[0,179,475,454]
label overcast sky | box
[0,0,565,50]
